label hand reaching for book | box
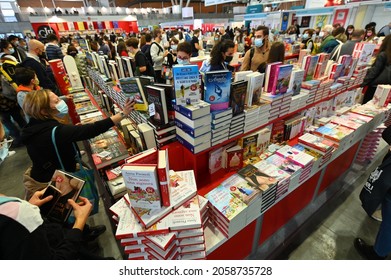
[123,98,136,116]
[69,196,92,231]
[29,189,54,207]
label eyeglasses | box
[177,55,190,60]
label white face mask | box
[319,31,325,37]
[0,137,13,164]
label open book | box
[39,170,85,223]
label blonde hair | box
[23,89,56,120]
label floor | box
[0,141,388,260]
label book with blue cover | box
[118,77,148,111]
[172,64,201,106]
[204,70,232,111]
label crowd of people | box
[0,19,391,259]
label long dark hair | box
[379,34,391,64]
[210,39,235,66]
[267,41,285,64]
[117,41,127,56]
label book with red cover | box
[158,149,170,207]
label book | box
[174,111,211,129]
[288,68,304,96]
[237,164,278,191]
[173,100,211,120]
[153,83,176,121]
[138,123,157,150]
[220,174,260,205]
[234,70,253,82]
[39,170,85,223]
[372,85,391,108]
[125,147,158,164]
[209,147,223,174]
[264,62,282,93]
[146,85,168,126]
[272,64,293,95]
[225,146,244,172]
[230,80,247,117]
[157,149,171,207]
[247,72,264,105]
[175,118,211,138]
[121,56,134,77]
[121,164,162,209]
[204,70,232,111]
[172,64,201,106]
[176,134,210,154]
[118,77,148,111]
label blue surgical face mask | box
[8,48,15,54]
[177,58,190,65]
[254,38,263,48]
[55,100,68,117]
[303,34,309,39]
[171,45,177,51]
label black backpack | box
[145,42,163,66]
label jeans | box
[374,192,391,257]
[0,108,27,146]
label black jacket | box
[362,52,390,88]
[21,117,114,182]
[21,57,59,93]
[0,197,83,259]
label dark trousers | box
[154,70,165,83]
[0,107,27,146]
[362,86,376,104]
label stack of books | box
[289,93,309,113]
[261,93,284,122]
[372,85,391,108]
[113,170,206,260]
[351,65,369,86]
[331,112,373,142]
[313,122,355,150]
[210,108,232,146]
[205,184,248,238]
[356,125,386,163]
[280,91,293,117]
[174,101,211,154]
[275,145,315,188]
[318,79,334,99]
[79,111,104,124]
[298,133,337,167]
[198,196,210,228]
[243,105,260,133]
[301,80,320,104]
[105,166,127,199]
[148,121,177,149]
[229,113,245,140]
[352,43,376,67]
[254,160,291,200]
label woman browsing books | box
[21,89,135,198]
[200,39,235,73]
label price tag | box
[149,103,155,117]
[111,166,122,176]
[97,151,111,158]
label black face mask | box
[38,52,46,59]
[224,55,233,63]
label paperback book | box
[172,64,201,106]
[204,70,232,111]
[118,77,148,111]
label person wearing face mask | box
[126,37,155,79]
[365,26,376,43]
[7,35,23,63]
[200,40,235,73]
[300,29,314,53]
[21,89,135,185]
[0,120,16,164]
[345,25,355,41]
[166,37,179,68]
[240,25,270,72]
[234,30,245,53]
[176,42,192,65]
[151,28,169,83]
[318,25,339,54]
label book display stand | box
[79,49,391,260]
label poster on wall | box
[301,16,311,28]
[314,15,329,28]
[281,12,289,31]
[291,13,298,26]
[333,9,349,27]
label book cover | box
[265,62,283,93]
[238,133,258,160]
[118,77,148,111]
[168,196,202,231]
[272,64,293,95]
[248,72,265,104]
[138,123,157,150]
[305,55,319,81]
[153,83,176,121]
[288,68,304,96]
[220,174,260,205]
[254,160,291,183]
[158,149,171,207]
[204,70,232,111]
[209,147,223,174]
[121,164,161,209]
[230,80,247,117]
[146,85,168,126]
[172,64,201,106]
[234,70,253,82]
[298,133,336,154]
[237,164,278,191]
[226,147,244,172]
[39,170,85,223]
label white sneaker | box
[7,151,16,157]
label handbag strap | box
[51,126,82,170]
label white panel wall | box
[369,5,391,31]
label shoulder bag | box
[359,154,391,216]
[51,126,100,220]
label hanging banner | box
[281,12,289,31]
[244,13,267,21]
[246,4,263,14]
[77,22,85,31]
[333,9,349,27]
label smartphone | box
[39,185,62,216]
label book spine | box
[173,104,194,119]
[270,67,281,95]
[158,170,170,207]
